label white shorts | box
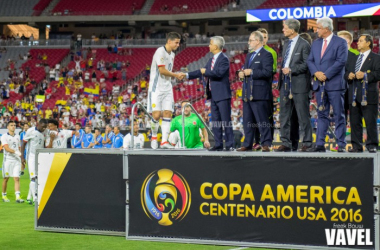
[27,154,37,179]
[147,90,174,113]
[2,159,21,178]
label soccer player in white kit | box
[45,119,73,149]
[147,32,185,149]
[123,120,145,149]
[1,121,24,203]
[21,119,48,204]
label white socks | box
[161,118,171,143]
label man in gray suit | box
[276,19,313,152]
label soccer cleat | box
[151,137,158,149]
[26,199,34,205]
[2,196,10,202]
[16,198,25,203]
[160,141,174,149]
[330,146,338,152]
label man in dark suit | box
[186,36,234,151]
[345,34,380,153]
[307,17,348,152]
[276,19,312,152]
[236,31,273,152]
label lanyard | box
[319,81,326,111]
[361,73,368,106]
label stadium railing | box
[0,39,71,47]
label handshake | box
[174,72,187,81]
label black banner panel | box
[38,153,125,232]
[128,155,375,249]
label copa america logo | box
[141,169,191,226]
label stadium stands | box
[149,0,230,14]
[21,49,70,83]
[51,0,146,15]
[0,48,31,82]
[173,47,210,72]
[0,0,40,17]
[32,0,53,15]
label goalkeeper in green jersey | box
[169,101,210,149]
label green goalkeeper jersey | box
[170,113,204,148]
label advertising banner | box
[246,3,380,22]
[128,155,375,248]
[37,152,125,232]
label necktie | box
[355,54,364,73]
[211,57,215,70]
[321,39,328,58]
[248,51,256,65]
[282,40,292,67]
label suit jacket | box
[278,37,311,94]
[188,52,231,102]
[243,47,273,101]
[307,35,348,91]
[344,51,380,105]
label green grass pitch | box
[0,153,286,250]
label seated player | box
[123,120,145,149]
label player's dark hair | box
[75,122,82,128]
[39,119,48,125]
[85,125,92,129]
[166,32,181,42]
[7,120,15,126]
[94,127,100,132]
[48,119,59,127]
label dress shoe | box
[337,146,346,152]
[306,146,326,152]
[208,147,223,151]
[275,145,291,152]
[224,147,235,151]
[252,143,262,151]
[298,145,311,152]
[348,148,363,153]
[367,147,377,153]
[236,147,252,152]
[262,145,271,152]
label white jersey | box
[1,133,21,161]
[148,46,175,92]
[45,129,73,148]
[123,133,145,149]
[23,127,45,156]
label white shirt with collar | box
[284,35,299,68]
[358,49,371,71]
[321,32,333,51]
[211,51,222,70]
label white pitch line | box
[228,248,248,250]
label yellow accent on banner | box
[35,95,46,103]
[38,153,72,219]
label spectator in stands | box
[113,45,118,54]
